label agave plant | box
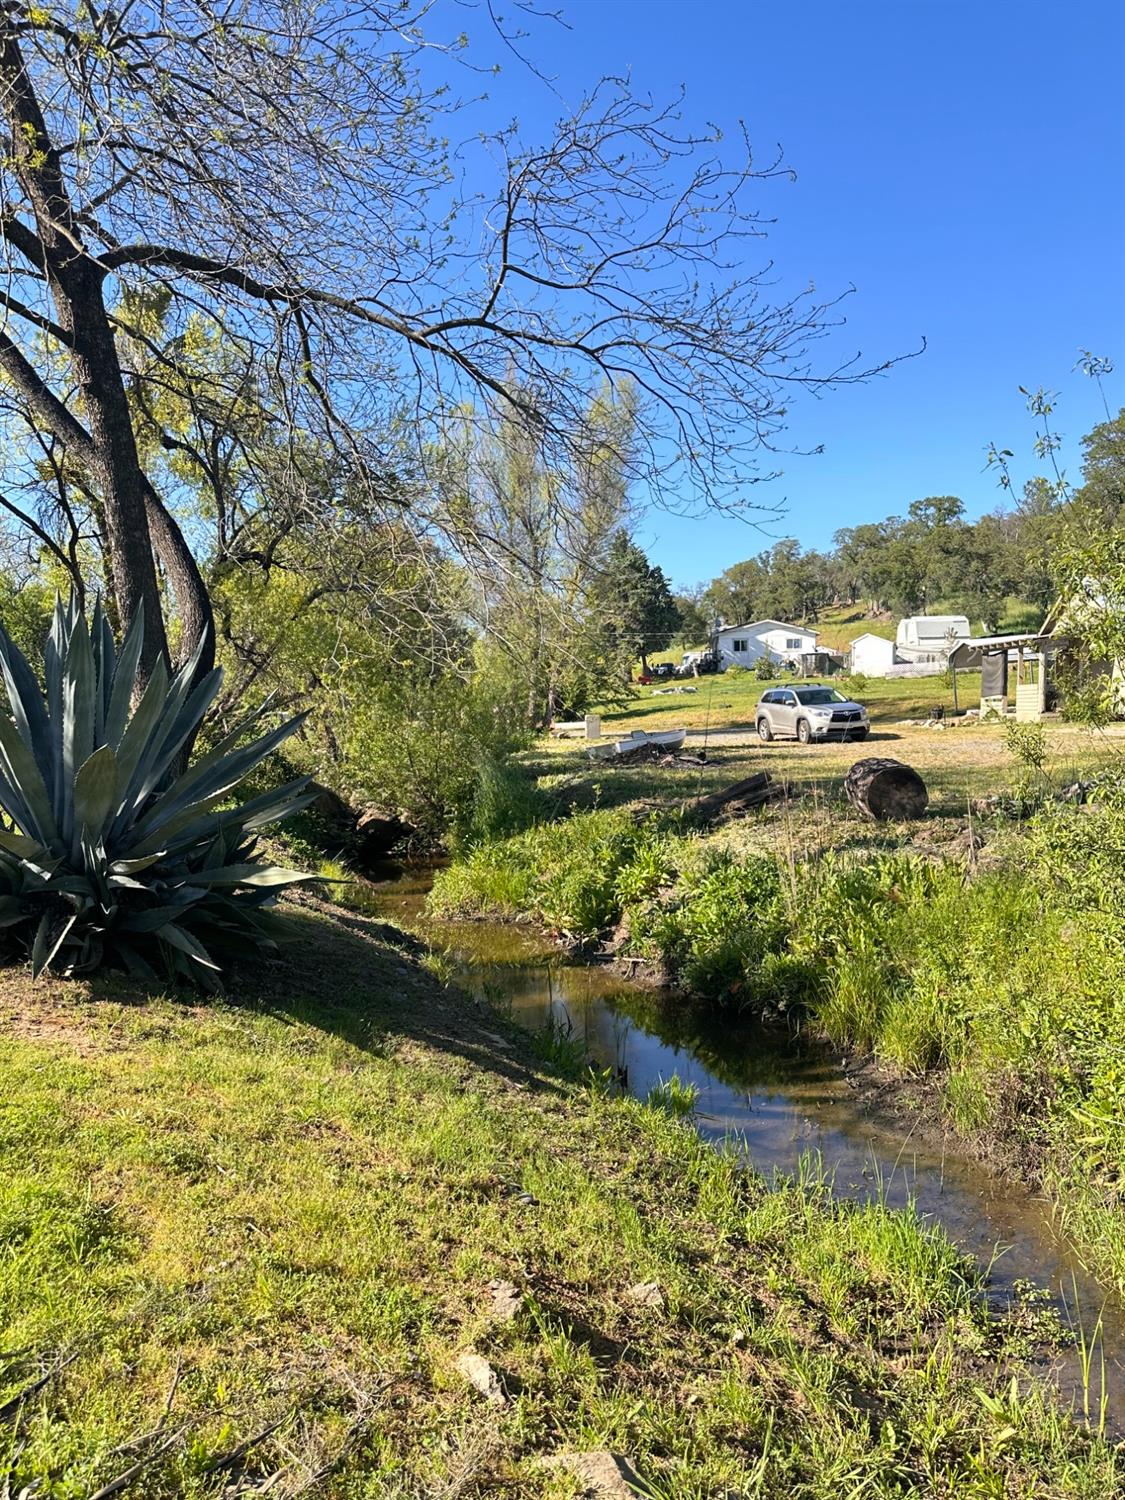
[0,595,312,987]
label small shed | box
[850,633,897,676]
[797,648,846,678]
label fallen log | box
[629,770,786,825]
[687,771,785,825]
[844,758,928,821]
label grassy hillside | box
[0,903,1116,1496]
[806,605,896,653]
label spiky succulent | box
[0,596,312,987]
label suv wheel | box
[796,718,812,744]
[757,717,773,742]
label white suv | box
[755,685,869,744]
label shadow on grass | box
[78,898,570,1100]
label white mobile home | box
[850,633,897,676]
[712,620,818,670]
[895,614,970,662]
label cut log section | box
[844,758,928,821]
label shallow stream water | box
[367,862,1123,1433]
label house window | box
[786,637,802,650]
[732,638,748,653]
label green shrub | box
[338,668,533,844]
[457,751,544,850]
[0,597,310,986]
[624,848,788,999]
[1002,718,1049,802]
[753,655,776,681]
[430,807,650,937]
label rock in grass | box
[488,1279,522,1321]
[455,1351,506,1405]
[540,1451,643,1496]
[624,1280,664,1309]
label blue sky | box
[474,0,1125,589]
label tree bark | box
[0,26,214,681]
[844,758,929,821]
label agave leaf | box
[44,596,66,811]
[97,601,117,744]
[126,666,223,814]
[0,829,50,860]
[122,903,197,933]
[78,831,110,903]
[190,863,311,888]
[126,791,234,860]
[155,921,220,970]
[103,604,145,750]
[30,910,51,976]
[116,940,158,982]
[0,623,53,789]
[110,851,168,875]
[134,696,283,816]
[73,745,121,841]
[119,633,211,813]
[135,717,307,841]
[143,781,312,866]
[240,788,316,832]
[202,830,229,871]
[61,609,97,848]
[31,910,77,978]
[0,708,61,850]
[110,655,170,811]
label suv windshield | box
[794,687,848,705]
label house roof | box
[852,632,895,647]
[715,619,819,639]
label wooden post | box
[951,658,959,714]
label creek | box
[366,861,1124,1434]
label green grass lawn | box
[0,902,1117,1496]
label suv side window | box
[761,691,775,704]
[781,691,796,706]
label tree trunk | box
[844,758,929,821]
[142,484,215,678]
[0,27,214,684]
[52,261,169,676]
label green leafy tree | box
[591,533,681,676]
[702,557,768,627]
[672,589,710,647]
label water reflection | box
[367,864,1124,1428]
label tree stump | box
[844,758,928,821]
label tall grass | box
[432,789,1125,1290]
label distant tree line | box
[670,407,1125,640]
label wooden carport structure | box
[946,629,1068,720]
